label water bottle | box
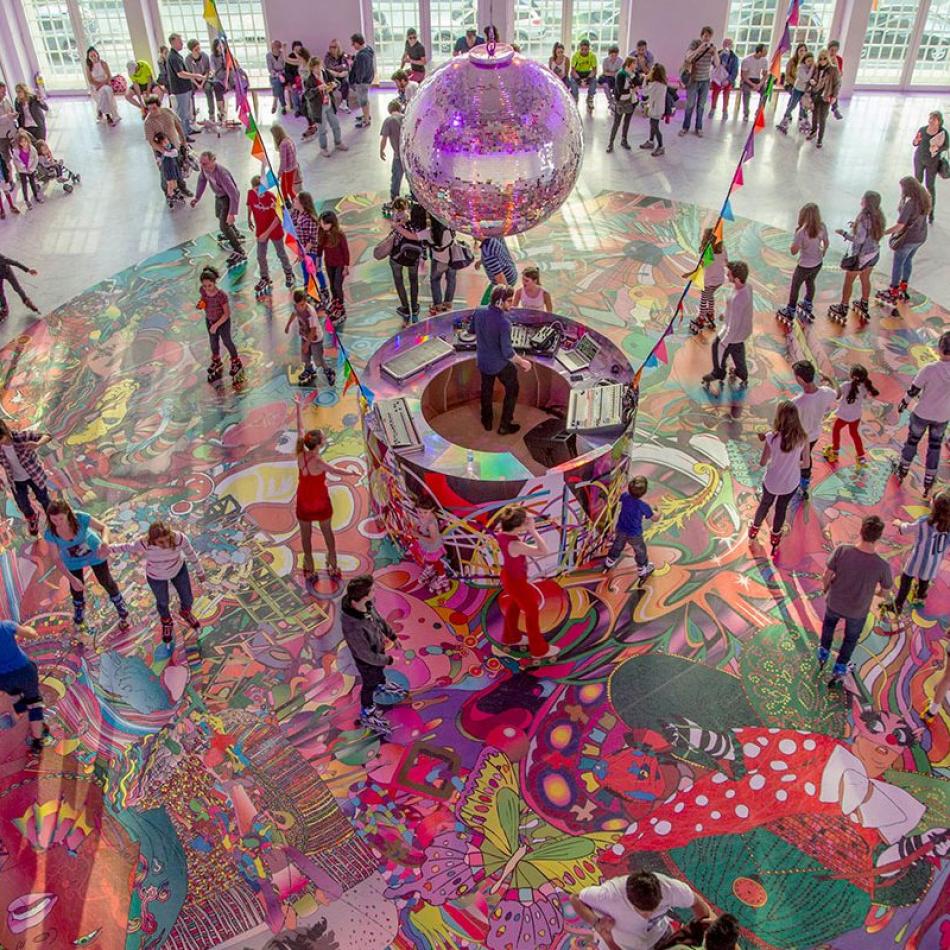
[466,449,476,477]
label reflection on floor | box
[0,191,947,950]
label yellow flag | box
[203,0,223,32]
[691,265,705,291]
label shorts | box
[354,82,370,107]
[0,661,41,707]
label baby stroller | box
[36,157,81,194]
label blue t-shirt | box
[474,305,516,375]
[44,511,105,570]
[616,495,653,536]
[0,620,30,674]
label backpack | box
[391,234,424,267]
[448,239,474,270]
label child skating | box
[823,364,878,466]
[197,265,243,384]
[702,260,752,389]
[688,227,726,334]
[819,515,892,689]
[111,521,205,644]
[885,490,949,619]
[154,131,185,209]
[285,290,335,387]
[792,359,838,499]
[777,202,828,327]
[604,475,655,578]
[749,401,809,556]
[246,174,294,296]
[0,620,51,753]
[414,496,451,593]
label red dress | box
[296,456,333,522]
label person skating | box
[702,261,752,388]
[604,476,655,577]
[0,419,53,536]
[823,364,878,466]
[776,202,828,325]
[792,359,838,498]
[0,252,40,318]
[0,620,50,754]
[246,174,295,295]
[894,329,950,497]
[190,151,246,266]
[196,266,243,384]
[285,290,335,387]
[827,191,885,324]
[819,515,892,689]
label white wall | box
[627,0,730,73]
[263,0,365,57]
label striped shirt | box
[898,517,949,582]
[113,532,200,581]
[480,237,517,285]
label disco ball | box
[400,44,584,239]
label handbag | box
[938,156,950,179]
[448,239,474,270]
[888,230,909,251]
[373,231,396,260]
[839,253,860,271]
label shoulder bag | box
[448,239,474,270]
[373,231,396,260]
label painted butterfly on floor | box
[386,746,619,947]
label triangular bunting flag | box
[742,136,754,161]
[306,275,319,298]
[250,136,265,160]
[631,367,643,389]
[281,207,296,236]
[754,107,766,131]
[765,75,775,99]
[722,200,735,221]
[244,115,258,142]
[733,166,744,188]
[654,338,669,365]
[713,218,725,242]
[789,0,801,26]
[644,352,659,369]
[701,243,714,266]
[691,265,705,291]
[662,322,675,339]
[203,0,223,32]
[264,169,278,190]
[778,24,791,54]
[769,53,782,81]
[359,384,375,408]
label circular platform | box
[360,309,639,578]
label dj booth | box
[360,309,640,580]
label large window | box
[791,0,837,52]
[725,0,780,60]
[856,0,919,84]
[912,0,950,85]
[157,0,210,46]
[513,0,563,62]
[372,1,421,77]
[216,0,268,83]
[22,1,84,88]
[75,0,133,74]
[430,0,477,64]
[571,0,622,54]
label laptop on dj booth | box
[555,334,601,374]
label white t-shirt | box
[912,360,950,423]
[1,444,29,481]
[793,386,837,442]
[579,873,695,950]
[835,385,867,423]
[794,225,828,269]
[719,283,753,346]
[763,431,807,495]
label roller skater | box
[225,250,247,269]
[852,298,870,323]
[780,203,827,327]
[0,620,51,754]
[827,302,848,325]
[246,173,295,293]
[229,354,245,383]
[701,261,752,388]
[687,227,726,335]
[775,305,795,329]
[828,191,885,326]
[197,266,244,386]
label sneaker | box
[335,141,349,151]
[637,562,655,578]
[678,129,688,137]
[639,141,654,149]
[497,422,521,435]
[652,147,665,156]
[319,148,331,157]
[606,144,614,153]
[620,141,631,150]
[816,646,830,667]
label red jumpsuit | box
[497,531,547,657]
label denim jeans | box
[147,564,194,619]
[269,77,285,108]
[390,155,404,201]
[173,91,193,136]
[11,478,50,521]
[782,88,806,121]
[820,607,867,670]
[890,241,924,286]
[607,530,647,565]
[318,104,342,149]
[390,259,419,314]
[682,79,710,131]
[900,412,948,481]
[256,236,293,282]
[430,261,456,306]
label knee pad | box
[27,703,45,722]
[12,695,27,715]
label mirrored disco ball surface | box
[400,44,584,238]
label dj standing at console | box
[475,285,531,436]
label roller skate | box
[875,285,899,304]
[283,270,295,289]
[28,724,52,756]
[26,512,40,537]
[71,603,88,649]
[358,705,392,735]
[827,662,852,691]
[827,302,849,325]
[852,298,870,323]
[923,476,935,499]
[228,355,245,384]
[822,446,839,464]
[776,117,790,134]
[798,476,810,501]
[688,315,707,335]
[296,365,317,387]
[167,193,184,210]
[797,299,815,324]
[769,531,782,557]
[776,305,795,328]
[418,564,436,587]
[747,523,760,542]
[180,609,202,630]
[226,250,247,269]
[376,680,409,705]
[430,573,451,593]
[160,616,174,643]
[116,603,131,633]
[896,281,910,302]
[381,202,393,218]
[207,357,223,385]
[254,277,272,298]
[325,366,336,386]
[891,457,909,485]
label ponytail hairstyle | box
[845,363,879,404]
[773,401,807,453]
[797,202,822,239]
[297,427,325,454]
[929,491,950,533]
[701,225,723,256]
[200,265,220,285]
[498,504,527,533]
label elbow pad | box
[906,385,921,399]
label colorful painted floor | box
[0,191,947,950]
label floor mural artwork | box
[0,191,947,949]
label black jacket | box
[15,97,48,143]
[0,254,28,279]
[341,602,395,667]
